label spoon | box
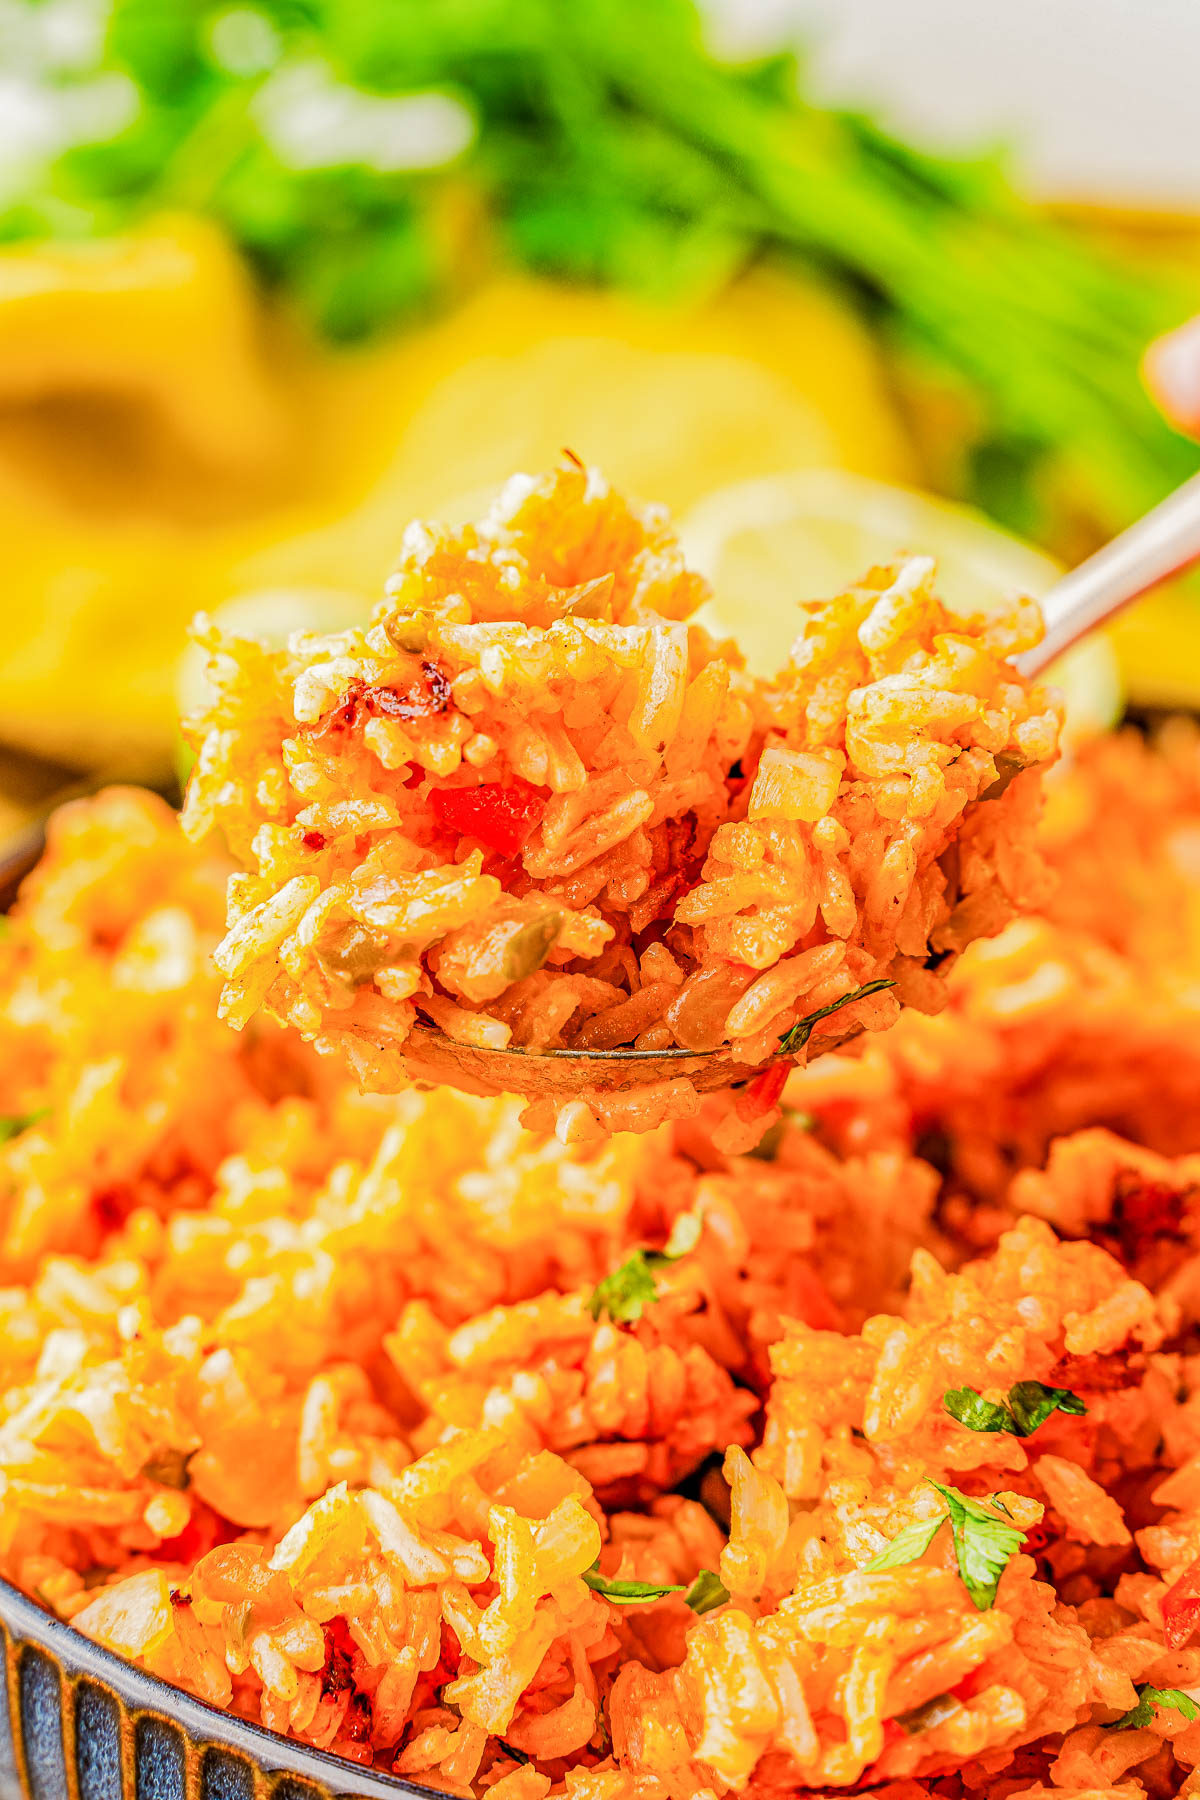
[1017,468,1200,678]
[408,468,1200,1104]
[413,471,1200,1101]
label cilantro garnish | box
[0,1108,49,1145]
[583,1559,729,1613]
[932,1481,1027,1611]
[778,980,895,1056]
[582,1564,685,1605]
[586,1255,660,1325]
[586,1211,702,1323]
[944,1381,1086,1438]
[865,1512,944,1572]
[684,1569,730,1614]
[1107,1685,1199,1731]
[1007,1382,1087,1435]
[866,1479,1027,1611]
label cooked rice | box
[180,462,1060,1135]
[4,723,1200,1796]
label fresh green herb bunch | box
[6,0,1197,529]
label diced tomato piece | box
[340,1694,373,1743]
[1106,1170,1192,1262]
[429,779,546,856]
[91,1186,135,1234]
[734,1061,789,1124]
[321,1616,357,1695]
[1162,1554,1200,1649]
[951,1666,987,1703]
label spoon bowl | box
[400,1016,872,1101]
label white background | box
[706,0,1200,205]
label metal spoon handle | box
[1017,468,1200,679]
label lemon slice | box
[682,468,1121,749]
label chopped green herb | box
[684,1569,730,1614]
[1007,1381,1087,1436]
[778,981,896,1056]
[140,1449,195,1491]
[929,1480,1027,1612]
[1107,1685,1199,1731]
[498,1742,530,1765]
[895,1692,962,1735]
[980,752,1029,802]
[944,1381,1086,1439]
[943,1389,1014,1435]
[314,920,393,986]
[865,1513,944,1573]
[866,1480,1027,1611]
[502,913,562,983]
[586,1212,702,1323]
[583,1562,685,1604]
[587,1253,660,1324]
[385,615,431,654]
[0,1108,49,1145]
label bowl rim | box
[0,1570,443,1798]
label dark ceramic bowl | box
[0,1577,430,1800]
[0,826,434,1800]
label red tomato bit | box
[1162,1554,1200,1650]
[734,1060,790,1124]
[1105,1170,1192,1262]
[429,779,547,857]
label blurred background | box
[1,0,1199,845]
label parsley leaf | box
[582,1562,685,1604]
[586,1212,702,1323]
[587,1253,661,1324]
[865,1513,944,1572]
[1007,1381,1087,1436]
[943,1388,1014,1434]
[778,980,896,1056]
[866,1480,1027,1610]
[928,1480,1027,1611]
[944,1381,1087,1439]
[0,1108,49,1145]
[684,1569,730,1614]
[1108,1685,1200,1731]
